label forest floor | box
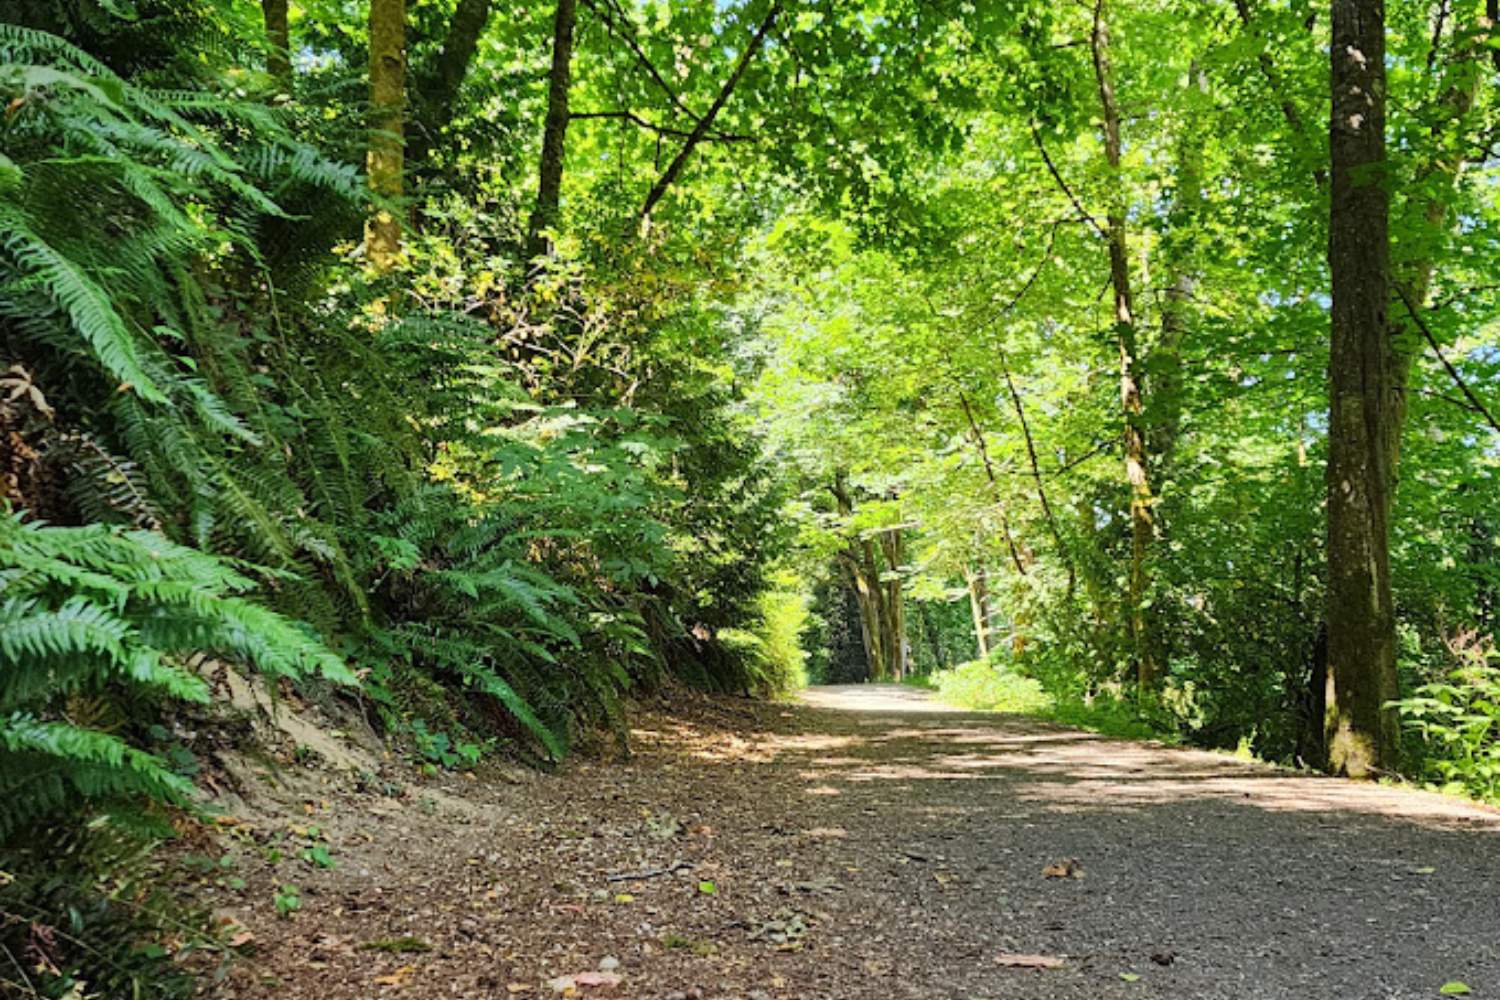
[200,685,1500,999]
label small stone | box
[598,956,620,972]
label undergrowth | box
[926,653,1172,743]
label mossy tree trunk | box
[1091,0,1158,694]
[1324,0,1397,777]
[261,0,291,84]
[365,0,406,275]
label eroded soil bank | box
[202,685,1500,999]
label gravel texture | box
[205,684,1500,999]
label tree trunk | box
[365,0,406,275]
[1387,16,1487,483]
[917,601,947,672]
[409,0,493,167]
[830,473,905,683]
[526,0,577,259]
[261,0,292,84]
[1325,0,1397,777]
[850,562,889,680]
[879,528,908,681]
[1154,68,1207,476]
[966,565,992,660]
[1091,1,1158,693]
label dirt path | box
[211,685,1500,999]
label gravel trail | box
[216,685,1500,999]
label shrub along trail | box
[212,686,1500,999]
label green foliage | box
[408,719,483,771]
[928,651,1168,743]
[754,588,812,696]
[0,823,204,1000]
[273,883,301,919]
[0,510,350,836]
[930,656,1052,716]
[745,0,1500,791]
[1393,630,1500,802]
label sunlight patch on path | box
[795,683,1500,831]
[798,683,969,714]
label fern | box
[0,510,351,837]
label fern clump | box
[0,509,352,837]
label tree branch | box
[1231,0,1327,188]
[1395,284,1500,437]
[1030,125,1106,240]
[570,110,754,142]
[579,0,703,124]
[638,0,782,224]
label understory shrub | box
[1393,629,1500,802]
[0,509,351,996]
[929,655,1052,714]
[718,583,811,697]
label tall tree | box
[831,473,907,681]
[408,0,493,167]
[1090,0,1158,692]
[365,0,406,274]
[1325,0,1396,777]
[261,0,292,85]
[527,0,578,259]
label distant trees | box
[748,0,1500,787]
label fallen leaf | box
[1120,972,1141,982]
[1042,858,1084,879]
[1440,983,1471,996]
[697,880,717,895]
[373,964,417,986]
[573,972,622,988]
[996,953,1064,969]
[547,971,621,994]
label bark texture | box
[365,0,406,274]
[1325,0,1397,777]
[527,0,578,259]
[261,0,291,84]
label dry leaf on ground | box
[1042,858,1084,879]
[996,953,1065,969]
